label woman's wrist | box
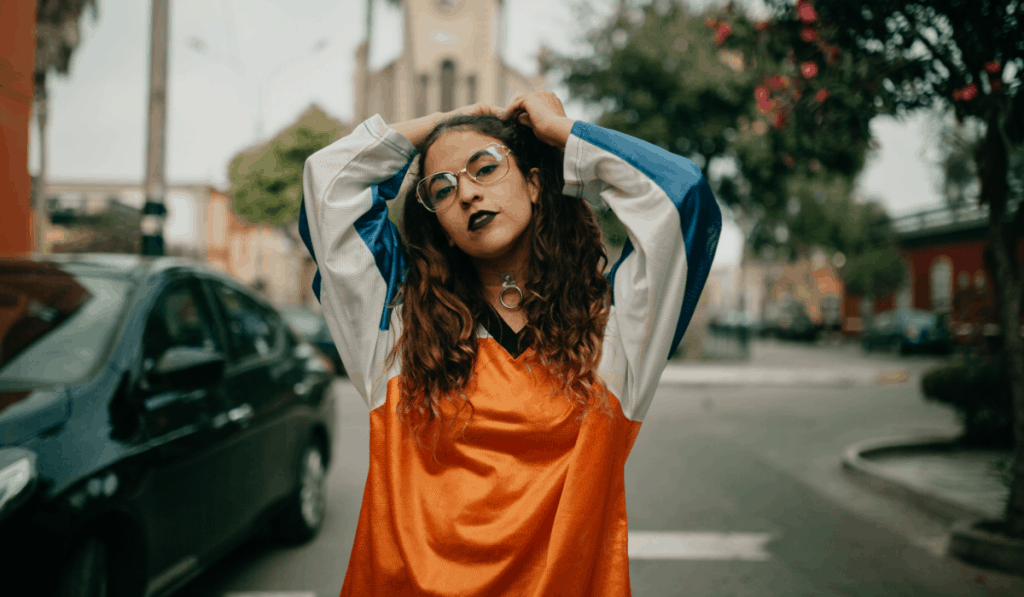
[546,117,575,149]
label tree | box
[762,0,1024,537]
[34,0,99,251]
[228,105,347,239]
[556,0,894,312]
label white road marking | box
[628,531,774,560]
[225,593,316,597]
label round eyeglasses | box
[415,144,512,212]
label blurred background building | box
[355,0,545,123]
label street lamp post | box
[186,36,329,142]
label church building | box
[354,0,546,123]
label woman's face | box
[423,129,540,264]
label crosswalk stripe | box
[628,531,774,560]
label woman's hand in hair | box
[505,91,575,149]
[390,103,503,150]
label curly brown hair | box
[387,114,612,453]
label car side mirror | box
[148,346,225,392]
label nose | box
[456,172,483,207]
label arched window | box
[440,60,456,112]
[930,256,952,312]
[416,74,429,117]
[466,74,477,105]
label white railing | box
[891,203,990,234]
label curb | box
[660,366,908,387]
[840,435,989,524]
[950,519,1024,576]
[842,435,1024,576]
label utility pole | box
[363,0,373,121]
[142,0,169,256]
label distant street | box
[181,340,1024,596]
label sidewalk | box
[660,337,937,386]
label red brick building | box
[881,203,1020,344]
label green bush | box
[920,357,1013,448]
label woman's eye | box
[433,186,454,201]
[475,164,497,177]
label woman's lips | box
[468,211,497,232]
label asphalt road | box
[181,340,1024,596]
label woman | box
[299,91,721,596]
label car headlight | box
[0,448,38,519]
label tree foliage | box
[228,105,346,228]
[36,0,99,79]
[771,0,1024,537]
[556,1,891,264]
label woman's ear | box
[528,168,541,205]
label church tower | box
[355,0,545,124]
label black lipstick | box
[468,211,497,232]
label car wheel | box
[275,441,328,544]
[55,535,109,597]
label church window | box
[441,60,456,112]
[417,75,429,117]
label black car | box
[0,254,337,597]
[279,305,346,376]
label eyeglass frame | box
[415,144,513,213]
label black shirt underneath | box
[480,307,528,359]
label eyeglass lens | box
[419,145,508,209]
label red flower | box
[953,84,979,101]
[772,111,789,129]
[815,88,830,103]
[797,1,818,23]
[984,61,1001,73]
[755,86,774,113]
[801,61,819,78]
[714,22,733,46]
[801,28,818,42]
[784,154,796,167]
[766,74,789,89]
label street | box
[181,340,1024,596]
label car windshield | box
[281,308,324,337]
[0,264,130,385]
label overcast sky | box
[31,0,947,263]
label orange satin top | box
[339,336,643,596]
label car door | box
[203,279,306,529]
[134,273,243,586]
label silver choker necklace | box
[499,273,524,310]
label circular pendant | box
[499,274,523,310]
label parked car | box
[712,310,762,335]
[763,298,817,341]
[861,309,954,355]
[0,254,337,597]
[279,305,346,376]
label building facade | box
[355,0,545,124]
[893,203,1021,343]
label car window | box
[143,281,222,361]
[0,272,130,384]
[211,283,282,360]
